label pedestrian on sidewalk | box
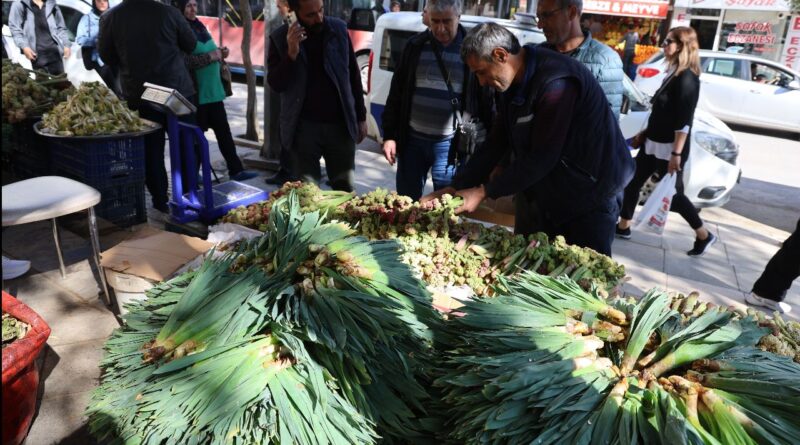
[381,0,494,201]
[619,24,639,79]
[423,23,634,256]
[537,0,624,120]
[267,0,367,192]
[265,0,297,185]
[8,0,71,75]
[98,0,198,212]
[745,218,799,314]
[77,0,122,97]
[178,0,257,182]
[616,27,717,257]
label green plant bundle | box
[224,182,626,293]
[2,59,73,123]
[436,272,800,444]
[87,193,443,444]
[40,81,146,136]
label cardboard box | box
[464,196,515,228]
[100,229,213,314]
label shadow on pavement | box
[726,123,800,141]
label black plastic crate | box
[5,118,50,179]
[49,136,145,186]
[10,148,50,179]
[95,181,147,227]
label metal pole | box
[52,218,66,278]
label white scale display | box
[141,83,196,116]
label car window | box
[59,6,83,42]
[704,58,743,79]
[749,62,795,86]
[379,29,416,72]
[643,51,664,65]
[622,75,649,112]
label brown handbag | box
[220,61,233,97]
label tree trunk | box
[239,0,259,141]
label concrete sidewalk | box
[3,109,797,444]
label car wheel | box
[357,52,370,94]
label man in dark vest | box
[267,0,367,192]
[422,22,633,256]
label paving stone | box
[664,247,739,291]
[39,340,105,400]
[733,264,800,321]
[24,391,97,445]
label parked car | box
[2,0,103,86]
[367,12,741,208]
[634,50,800,135]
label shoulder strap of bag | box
[430,41,463,127]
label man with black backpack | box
[422,23,634,256]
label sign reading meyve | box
[584,0,669,19]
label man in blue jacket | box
[536,0,624,120]
[267,0,367,192]
[423,23,633,256]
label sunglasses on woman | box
[662,38,676,46]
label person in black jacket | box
[381,0,493,201]
[98,0,197,212]
[422,23,634,256]
[616,27,716,257]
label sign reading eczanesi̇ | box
[673,0,791,11]
[780,16,800,72]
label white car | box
[367,12,741,208]
[2,0,103,86]
[634,50,800,135]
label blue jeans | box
[396,131,455,201]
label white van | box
[365,12,742,208]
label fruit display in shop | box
[87,193,444,444]
[436,272,800,444]
[40,82,147,136]
[224,183,626,292]
[1,60,73,123]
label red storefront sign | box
[584,0,669,19]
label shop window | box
[704,58,743,80]
[718,10,788,63]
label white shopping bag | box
[634,173,677,235]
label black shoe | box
[615,225,632,239]
[264,172,289,185]
[153,202,169,213]
[687,232,717,257]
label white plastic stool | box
[2,176,111,307]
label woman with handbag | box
[177,0,257,181]
[616,27,716,257]
[77,0,121,96]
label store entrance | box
[690,19,719,50]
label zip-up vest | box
[504,45,634,224]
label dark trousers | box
[95,64,122,98]
[515,193,620,257]
[292,119,355,192]
[196,101,244,176]
[623,52,635,79]
[395,131,455,201]
[32,57,64,75]
[129,98,197,210]
[269,89,294,177]
[620,149,703,230]
[753,219,800,302]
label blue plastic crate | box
[49,136,145,186]
[95,181,147,228]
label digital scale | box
[140,83,268,224]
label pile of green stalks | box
[87,193,445,444]
[436,272,800,444]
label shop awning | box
[583,0,670,19]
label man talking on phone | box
[267,0,367,192]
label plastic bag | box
[634,173,677,235]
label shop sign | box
[780,16,800,71]
[726,21,777,45]
[673,0,790,11]
[583,0,669,19]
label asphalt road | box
[721,124,800,233]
